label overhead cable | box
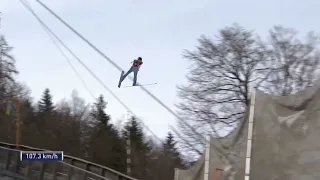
[19,0,161,142]
[23,0,95,100]
[33,0,211,144]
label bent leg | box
[121,68,133,82]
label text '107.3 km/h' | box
[20,151,64,161]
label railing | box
[0,142,138,180]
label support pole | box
[244,89,256,180]
[7,98,21,149]
[126,133,131,175]
[174,168,179,180]
[126,112,131,175]
[204,135,210,180]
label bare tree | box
[176,24,320,155]
[0,35,18,98]
[176,24,267,153]
[0,33,19,143]
[8,82,32,100]
[262,26,320,95]
[69,90,91,120]
[52,91,91,157]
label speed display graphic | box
[21,151,63,161]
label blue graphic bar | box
[21,151,64,161]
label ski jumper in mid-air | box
[118,57,143,88]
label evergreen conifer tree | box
[90,95,111,130]
[37,88,54,114]
[89,95,126,172]
[158,132,184,180]
[163,132,183,166]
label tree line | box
[0,31,184,180]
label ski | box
[122,83,157,88]
[118,71,124,88]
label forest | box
[1,17,320,180]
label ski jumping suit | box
[120,59,143,86]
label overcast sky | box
[1,0,319,138]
